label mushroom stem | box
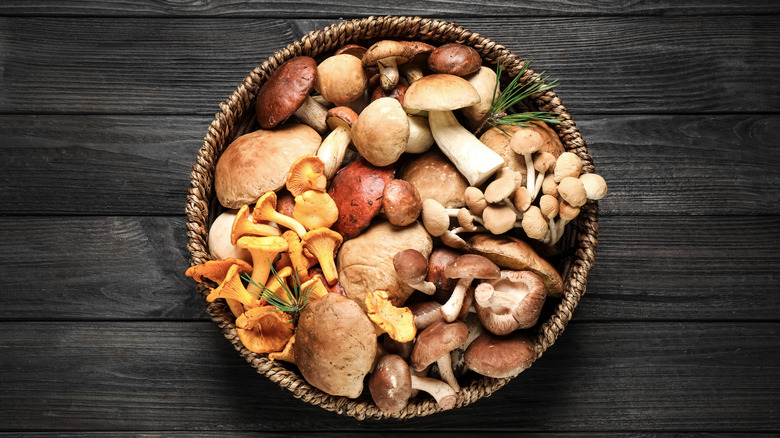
[378,57,401,90]
[410,376,457,410]
[317,124,352,180]
[441,278,470,322]
[293,95,329,134]
[436,353,460,392]
[531,171,546,201]
[428,110,505,186]
[504,199,525,220]
[524,153,536,196]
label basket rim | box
[185,15,600,421]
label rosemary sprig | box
[478,60,561,134]
[241,263,313,323]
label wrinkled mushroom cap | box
[315,54,368,105]
[410,320,469,371]
[475,270,547,335]
[467,234,564,298]
[464,330,536,378]
[427,43,482,77]
[351,97,409,167]
[255,56,318,129]
[403,74,481,111]
[215,125,321,208]
[294,293,377,398]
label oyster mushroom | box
[404,74,505,186]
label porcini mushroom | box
[464,330,537,378]
[440,254,500,322]
[382,179,423,227]
[365,290,417,343]
[314,54,368,105]
[363,40,414,91]
[285,155,327,197]
[393,249,435,295]
[252,191,307,238]
[474,270,547,335]
[404,74,505,186]
[301,228,343,286]
[411,320,469,391]
[398,41,436,84]
[292,190,339,231]
[236,235,288,295]
[427,43,482,77]
[255,56,328,134]
[351,97,410,167]
[316,106,359,180]
[461,66,499,123]
[399,151,470,209]
[370,354,457,413]
[208,209,252,264]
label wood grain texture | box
[0,17,778,115]
[0,215,777,321]
[0,321,777,431]
[0,114,777,216]
[1,1,779,17]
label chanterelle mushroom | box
[301,228,343,286]
[286,155,327,197]
[292,190,339,231]
[474,270,547,335]
[440,254,500,322]
[230,204,281,246]
[236,235,288,295]
[255,56,328,134]
[404,74,505,186]
[252,191,307,238]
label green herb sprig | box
[477,60,561,134]
[241,263,313,324]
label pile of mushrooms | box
[186,39,608,413]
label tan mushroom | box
[351,97,409,167]
[580,173,608,200]
[363,40,414,91]
[474,270,547,335]
[314,54,368,105]
[316,106,358,180]
[440,254,500,322]
[554,151,583,182]
[399,150,470,209]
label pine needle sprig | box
[478,60,561,134]
[241,263,313,323]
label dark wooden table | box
[1,2,778,435]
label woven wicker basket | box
[185,15,599,420]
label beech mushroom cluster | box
[187,39,608,413]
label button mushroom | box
[393,248,435,295]
[411,320,469,391]
[403,74,505,186]
[440,254,500,322]
[474,270,547,335]
[255,56,328,134]
[370,354,457,413]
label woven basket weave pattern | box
[185,15,599,420]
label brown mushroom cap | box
[427,248,462,294]
[214,124,321,208]
[315,54,368,105]
[371,77,409,104]
[427,43,482,77]
[255,56,318,129]
[464,330,536,378]
[467,234,564,298]
[410,320,469,372]
[294,293,377,398]
[351,97,409,167]
[443,254,501,282]
[327,158,395,240]
[363,40,414,66]
[369,354,413,413]
[382,179,423,226]
[558,176,588,208]
[403,74,481,111]
[399,150,469,208]
[326,106,358,130]
[393,249,429,285]
[474,270,547,335]
[335,44,368,60]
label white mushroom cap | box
[554,152,583,182]
[558,176,588,208]
[351,97,410,167]
[403,74,481,112]
[482,205,517,235]
[421,198,451,237]
[521,205,548,240]
[208,209,252,264]
[580,173,608,200]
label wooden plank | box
[0,114,777,216]
[0,0,777,17]
[0,17,778,115]
[0,321,777,431]
[0,215,778,321]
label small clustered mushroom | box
[187,40,609,413]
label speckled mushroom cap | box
[255,56,318,129]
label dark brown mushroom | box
[427,43,482,77]
[393,248,435,295]
[369,354,457,412]
[464,330,536,378]
[410,320,469,391]
[382,179,423,227]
